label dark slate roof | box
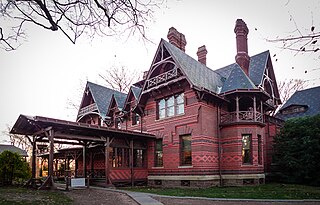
[131,86,142,100]
[221,64,256,93]
[275,86,320,120]
[0,144,28,157]
[249,50,270,86]
[162,39,224,93]
[162,39,270,94]
[86,82,126,119]
[113,92,127,110]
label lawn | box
[123,183,320,200]
[0,186,72,205]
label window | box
[115,118,121,129]
[176,94,184,115]
[157,93,184,119]
[180,135,192,166]
[133,149,145,167]
[155,139,163,167]
[110,148,129,168]
[258,135,262,165]
[242,134,252,164]
[132,113,140,125]
[282,105,307,115]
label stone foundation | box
[148,174,265,188]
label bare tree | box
[266,1,319,56]
[0,0,161,51]
[278,78,307,104]
[99,65,139,92]
[2,124,32,151]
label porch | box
[10,115,155,189]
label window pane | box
[155,139,163,167]
[176,104,184,115]
[159,108,165,119]
[167,106,174,117]
[242,134,252,164]
[159,99,165,109]
[167,96,174,107]
[181,135,192,165]
[176,93,184,104]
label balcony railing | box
[146,68,177,88]
[221,111,263,124]
[78,103,98,118]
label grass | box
[0,186,72,205]
[122,183,320,200]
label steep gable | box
[162,39,224,93]
[248,50,269,86]
[123,86,141,112]
[77,81,126,121]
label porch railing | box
[146,68,177,88]
[221,111,264,124]
[78,103,98,118]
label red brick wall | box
[220,125,264,174]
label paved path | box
[97,187,320,205]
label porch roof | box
[10,115,155,143]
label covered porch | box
[10,115,155,189]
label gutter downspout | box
[217,104,223,186]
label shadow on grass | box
[0,186,72,205]
[122,183,320,200]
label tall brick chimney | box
[197,45,208,65]
[167,27,187,52]
[234,19,250,75]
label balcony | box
[146,68,177,89]
[78,103,98,118]
[220,111,264,125]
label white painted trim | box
[178,165,193,168]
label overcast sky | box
[1,0,319,143]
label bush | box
[273,114,320,186]
[0,150,31,185]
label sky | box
[1,0,319,143]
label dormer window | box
[281,105,307,115]
[157,93,184,119]
[132,113,140,125]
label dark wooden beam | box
[105,137,111,186]
[83,143,87,177]
[130,139,134,187]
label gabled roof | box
[0,144,28,157]
[81,82,126,119]
[162,39,271,95]
[111,92,127,111]
[248,50,270,86]
[162,39,224,93]
[221,64,257,93]
[275,86,320,120]
[131,86,142,100]
[123,86,142,112]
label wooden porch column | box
[105,137,110,186]
[83,143,87,177]
[48,130,54,178]
[39,129,55,190]
[236,96,239,122]
[130,139,134,187]
[90,152,94,178]
[253,96,257,121]
[31,136,37,179]
[261,100,264,122]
